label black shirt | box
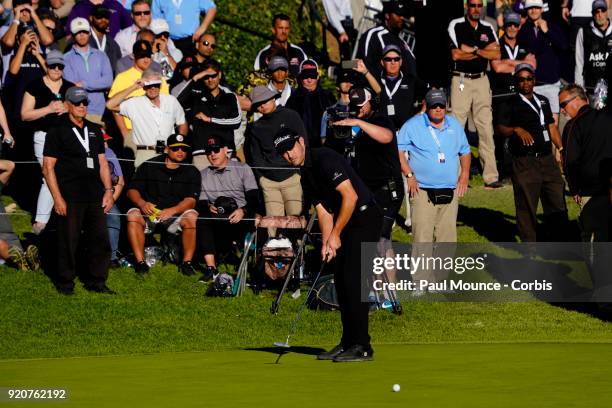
[377,73,426,129]
[285,86,335,148]
[356,25,417,78]
[24,78,75,131]
[128,155,201,210]
[497,92,554,156]
[301,147,374,215]
[448,16,498,74]
[43,117,106,203]
[254,43,307,77]
[490,36,529,95]
[3,52,45,121]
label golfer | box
[275,128,382,362]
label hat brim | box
[251,94,281,108]
[168,143,191,148]
[274,138,299,154]
[67,97,88,104]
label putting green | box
[1,343,611,407]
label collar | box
[576,104,592,116]
[464,15,480,30]
[74,46,92,57]
[211,165,231,173]
[590,20,612,38]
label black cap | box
[348,87,372,109]
[91,5,111,19]
[204,135,227,153]
[133,40,152,59]
[383,1,408,16]
[273,128,300,154]
[166,133,190,148]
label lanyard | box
[427,125,443,153]
[72,126,90,154]
[171,0,183,9]
[381,72,403,100]
[504,43,519,60]
[519,94,545,127]
[91,30,106,52]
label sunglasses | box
[516,76,534,83]
[560,95,577,109]
[468,3,484,8]
[206,147,221,154]
[429,103,446,110]
[201,72,219,81]
[143,83,161,90]
[155,32,169,38]
[505,22,519,28]
[169,146,189,152]
[200,40,216,49]
[48,63,64,70]
[133,10,151,16]
[72,100,89,107]
[383,56,401,62]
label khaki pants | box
[259,174,303,217]
[135,150,158,168]
[450,75,499,184]
[410,188,459,243]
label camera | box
[326,105,356,140]
[155,140,166,154]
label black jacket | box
[562,105,612,196]
[285,86,334,148]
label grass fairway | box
[2,344,612,407]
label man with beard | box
[496,64,567,242]
[88,5,122,73]
[254,13,307,77]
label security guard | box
[575,0,612,96]
[448,0,502,189]
[275,129,382,362]
[356,1,416,78]
[496,64,567,242]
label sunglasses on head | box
[429,103,445,110]
[383,56,401,62]
[201,72,219,81]
[201,40,216,49]
[143,83,161,90]
[72,100,89,107]
[133,10,151,16]
[169,146,189,152]
[468,3,484,8]
[560,95,577,109]
[48,63,64,70]
[516,76,534,83]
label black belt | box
[513,151,551,158]
[358,200,378,213]
[136,145,156,151]
[452,71,485,79]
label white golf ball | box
[393,384,400,392]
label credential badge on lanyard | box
[519,94,550,142]
[72,126,94,169]
[427,125,445,163]
[381,73,403,116]
[172,0,183,25]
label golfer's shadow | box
[245,346,326,364]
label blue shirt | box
[152,0,216,40]
[397,113,470,189]
[63,47,113,116]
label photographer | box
[1,0,53,52]
[326,87,402,241]
[197,136,259,280]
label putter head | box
[274,342,290,348]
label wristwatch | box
[105,187,115,193]
[406,172,414,179]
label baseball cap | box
[514,62,535,75]
[268,56,289,71]
[425,89,447,108]
[593,0,608,12]
[166,133,190,148]
[150,18,170,35]
[65,86,88,104]
[504,12,521,26]
[91,5,111,19]
[204,135,227,153]
[46,49,64,66]
[70,17,91,34]
[348,88,372,109]
[273,128,300,154]
[524,0,544,9]
[299,59,319,78]
[383,1,408,16]
[133,40,153,59]
[382,44,402,57]
[249,85,279,107]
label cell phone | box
[341,60,358,70]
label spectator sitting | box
[106,67,187,167]
[67,0,132,39]
[63,17,113,124]
[169,55,196,97]
[126,133,201,276]
[197,135,259,281]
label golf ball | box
[393,384,400,392]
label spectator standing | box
[150,18,183,80]
[102,131,124,265]
[496,64,567,242]
[63,17,113,124]
[321,0,355,61]
[448,0,502,189]
[115,0,152,57]
[42,86,115,295]
[115,28,162,74]
[49,0,76,20]
[152,0,217,57]
[88,5,122,74]
[67,0,132,39]
[1,1,53,51]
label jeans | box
[106,204,121,261]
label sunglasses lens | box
[49,64,64,70]
[170,146,186,152]
[430,104,445,109]
[144,84,161,90]
[517,77,534,82]
[134,11,151,16]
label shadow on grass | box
[458,205,518,242]
[245,346,325,356]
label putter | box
[273,260,327,349]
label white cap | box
[524,0,544,9]
[149,18,170,35]
[70,17,91,34]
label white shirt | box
[321,0,353,34]
[119,94,186,146]
[571,0,595,18]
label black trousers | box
[172,36,196,58]
[55,201,111,290]
[198,218,250,256]
[334,205,382,349]
[511,154,567,242]
[373,181,404,240]
[579,195,611,242]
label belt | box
[358,200,378,213]
[136,145,156,151]
[452,71,485,79]
[513,151,551,158]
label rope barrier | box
[0,211,262,222]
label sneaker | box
[198,266,217,283]
[484,181,504,189]
[317,344,344,360]
[8,246,28,271]
[25,245,40,271]
[179,261,197,276]
[134,260,149,275]
[381,299,402,310]
[333,344,374,362]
